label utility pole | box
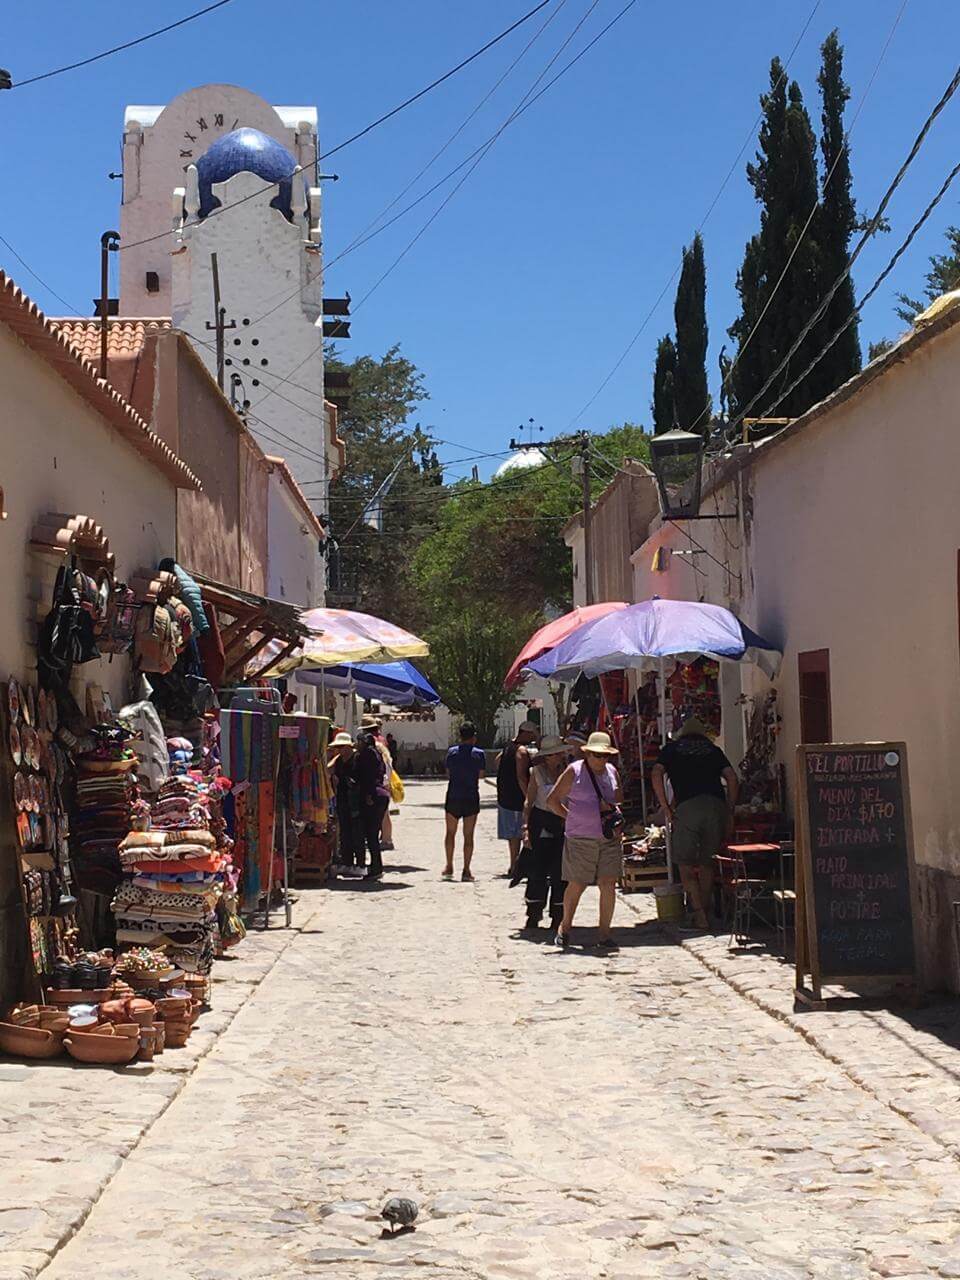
[508,427,595,606]
[578,431,594,606]
[205,253,236,391]
[98,231,120,379]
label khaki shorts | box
[562,835,623,885]
[671,795,729,867]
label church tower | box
[119,86,334,509]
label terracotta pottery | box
[63,1034,138,1065]
[153,1022,165,1054]
[0,1022,64,1059]
[11,1005,40,1025]
[162,1020,191,1048]
[38,1011,70,1033]
[112,1024,140,1040]
[99,999,129,1023]
[156,998,190,1018]
[126,1000,156,1027]
[68,1016,105,1035]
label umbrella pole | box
[660,656,674,884]
[634,683,647,825]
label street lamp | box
[649,429,704,520]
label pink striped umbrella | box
[254,608,429,676]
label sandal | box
[442,869,454,881]
[461,871,475,882]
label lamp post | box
[649,429,704,520]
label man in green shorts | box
[652,717,738,930]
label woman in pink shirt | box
[547,732,623,949]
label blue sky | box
[2,0,957,476]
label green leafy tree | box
[814,30,861,398]
[895,226,960,324]
[651,335,676,434]
[729,61,824,419]
[673,233,711,433]
[325,344,440,628]
[412,424,649,731]
[425,609,534,746]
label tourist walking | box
[364,717,397,852]
[547,732,624,949]
[651,716,738,931]
[495,721,539,876]
[521,736,569,933]
[443,722,486,881]
[353,731,390,882]
[328,732,361,876]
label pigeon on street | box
[381,1197,419,1236]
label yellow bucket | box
[654,883,685,922]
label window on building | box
[145,272,160,293]
[798,649,832,744]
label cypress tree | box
[651,335,676,435]
[815,29,861,397]
[673,233,711,434]
[729,60,824,420]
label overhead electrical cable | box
[725,55,960,440]
[115,0,554,253]
[11,0,238,88]
[685,0,909,435]
[564,0,824,429]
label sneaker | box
[363,870,383,882]
[555,929,569,949]
[596,936,619,950]
[442,869,454,881]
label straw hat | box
[331,732,354,748]
[676,716,714,740]
[583,731,618,756]
[531,736,567,760]
[518,720,540,734]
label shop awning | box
[189,573,314,683]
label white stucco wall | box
[266,470,321,608]
[630,322,960,985]
[0,325,177,708]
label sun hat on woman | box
[583,731,618,756]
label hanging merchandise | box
[220,708,280,911]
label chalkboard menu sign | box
[795,742,918,1004]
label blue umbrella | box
[296,659,440,707]
[526,598,781,682]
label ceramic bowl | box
[162,1020,191,1048]
[68,1016,104,1035]
[112,1024,140,1040]
[63,1034,138,1065]
[0,1021,64,1059]
[156,998,190,1017]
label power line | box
[687,0,909,435]
[0,234,84,313]
[752,150,960,424]
[726,56,960,440]
[350,0,636,317]
[564,0,824,429]
[12,0,238,89]
[241,0,636,368]
[339,0,567,260]
[115,0,554,254]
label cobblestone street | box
[16,781,960,1279]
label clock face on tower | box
[179,111,241,170]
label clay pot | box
[162,1020,191,1048]
[156,998,190,1018]
[99,999,129,1023]
[64,1034,138,1065]
[136,1034,155,1063]
[112,1024,140,1040]
[153,1022,165,1054]
[0,1021,64,1059]
[126,1000,156,1027]
[38,1010,70,1033]
[67,1016,102,1034]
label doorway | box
[798,649,832,743]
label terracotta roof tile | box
[0,275,197,490]
[50,317,171,364]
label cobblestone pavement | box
[22,781,960,1279]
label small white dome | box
[493,448,547,479]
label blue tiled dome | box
[196,127,300,218]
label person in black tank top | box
[495,722,539,875]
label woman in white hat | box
[520,737,570,932]
[547,731,623,948]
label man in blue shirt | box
[443,722,486,882]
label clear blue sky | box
[2,0,957,476]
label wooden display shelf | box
[621,862,669,893]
